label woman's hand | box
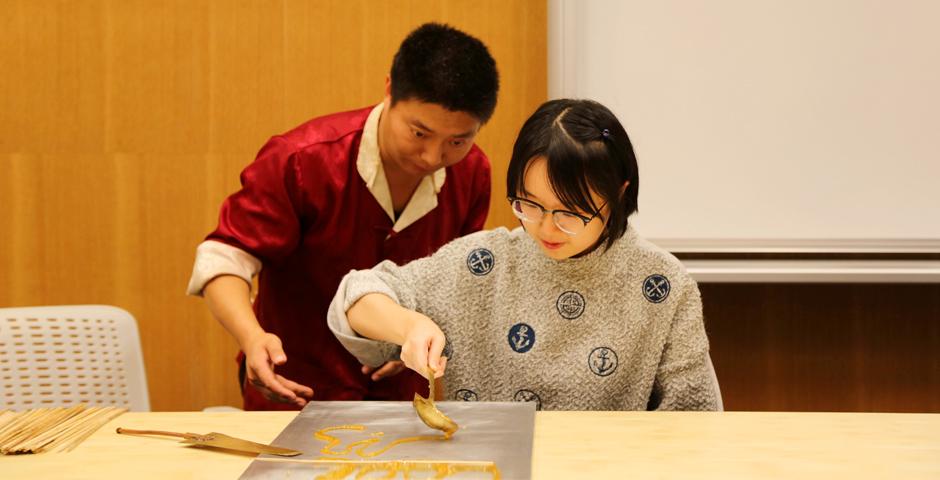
[400,311,448,379]
[346,293,448,379]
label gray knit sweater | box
[328,226,719,411]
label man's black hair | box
[390,23,499,124]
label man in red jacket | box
[187,23,499,410]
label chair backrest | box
[0,305,150,411]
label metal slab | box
[239,401,535,479]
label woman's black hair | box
[390,23,499,124]
[506,99,639,250]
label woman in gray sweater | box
[328,99,720,411]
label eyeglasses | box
[508,197,607,236]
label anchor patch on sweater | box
[589,347,619,376]
[513,389,542,410]
[556,291,585,320]
[508,323,535,353]
[466,248,495,276]
[455,389,479,401]
[643,274,671,303]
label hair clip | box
[601,128,610,138]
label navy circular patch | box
[588,347,619,377]
[507,323,535,353]
[513,389,542,410]
[643,274,671,303]
[555,291,586,320]
[466,248,495,276]
[454,389,478,401]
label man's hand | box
[203,275,313,406]
[361,360,406,381]
[242,332,314,407]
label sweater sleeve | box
[326,269,405,367]
[327,233,483,367]
[648,279,721,411]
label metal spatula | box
[116,427,301,456]
[412,366,459,438]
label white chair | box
[0,305,150,411]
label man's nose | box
[420,143,444,168]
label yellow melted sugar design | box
[315,424,446,457]
[312,424,501,479]
[313,461,501,480]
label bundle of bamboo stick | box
[0,404,126,454]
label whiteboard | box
[549,0,940,253]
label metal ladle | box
[412,366,459,438]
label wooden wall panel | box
[0,0,547,411]
[704,283,940,413]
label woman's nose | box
[537,212,561,236]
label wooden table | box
[4,411,939,479]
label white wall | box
[550,0,940,253]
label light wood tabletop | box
[3,410,938,479]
